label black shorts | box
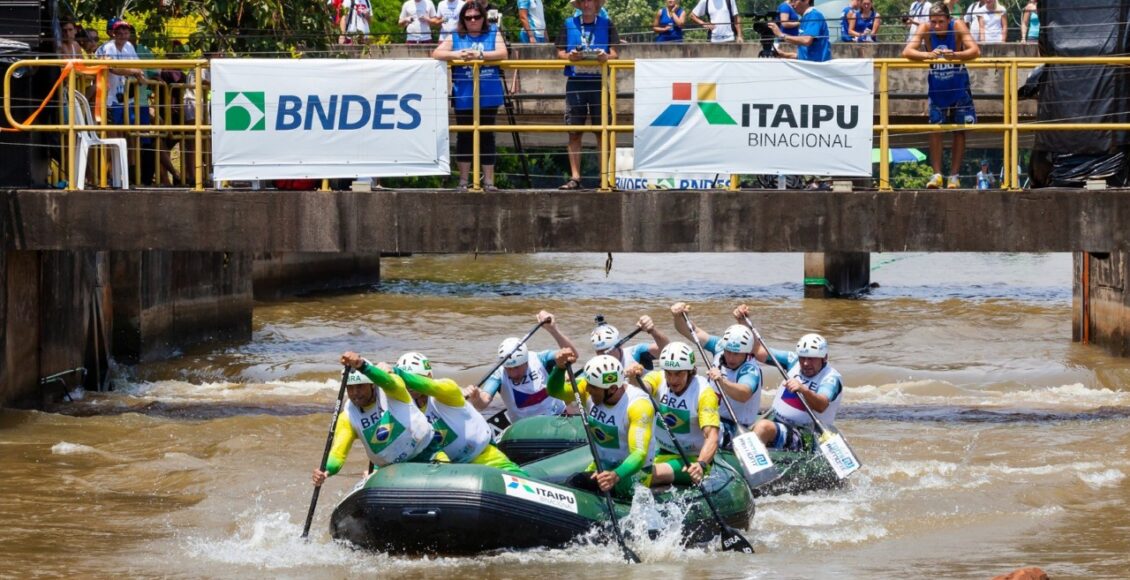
[565,77,604,127]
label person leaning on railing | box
[432,0,507,190]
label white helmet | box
[396,352,433,377]
[720,324,755,354]
[497,337,529,369]
[590,324,620,352]
[796,334,828,358]
[583,355,625,390]
[659,342,696,371]
[346,370,373,386]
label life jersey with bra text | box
[494,353,566,421]
[769,356,843,429]
[424,393,492,463]
[587,385,656,471]
[926,20,972,107]
[343,389,434,467]
[646,373,720,455]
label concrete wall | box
[1075,251,1130,357]
[253,252,381,300]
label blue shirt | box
[656,7,685,42]
[798,8,831,62]
[778,1,800,36]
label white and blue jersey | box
[482,349,567,421]
[704,336,762,427]
[616,342,656,371]
[765,347,843,429]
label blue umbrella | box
[872,147,927,164]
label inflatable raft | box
[328,445,754,554]
[498,415,842,496]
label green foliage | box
[884,161,935,189]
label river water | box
[2,252,1128,578]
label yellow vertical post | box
[98,68,108,189]
[608,66,617,190]
[66,68,77,191]
[131,80,140,188]
[599,61,610,191]
[878,62,891,191]
[193,63,205,191]
[1000,62,1012,190]
[1009,60,1021,190]
[472,61,481,191]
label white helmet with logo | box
[796,334,828,358]
[396,352,434,377]
[497,337,530,369]
[346,370,373,386]
[659,341,696,371]
[590,324,621,352]
[720,324,755,354]
[583,355,625,390]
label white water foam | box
[183,509,351,569]
[51,442,102,456]
[1078,469,1126,489]
[116,378,338,403]
[844,381,1130,411]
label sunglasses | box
[464,13,483,20]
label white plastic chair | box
[72,92,129,190]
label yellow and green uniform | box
[639,370,721,486]
[547,367,656,497]
[394,368,526,475]
[325,361,435,476]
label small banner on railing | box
[633,59,873,176]
[211,59,449,180]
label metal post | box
[193,63,204,191]
[599,61,609,191]
[66,67,76,191]
[878,62,891,191]
[1009,61,1021,190]
[608,65,617,190]
[472,61,481,191]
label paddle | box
[478,320,549,436]
[633,375,754,554]
[564,363,641,564]
[301,364,351,540]
[679,312,780,489]
[744,317,862,480]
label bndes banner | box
[634,59,873,176]
[211,59,449,180]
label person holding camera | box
[433,0,508,190]
[768,0,830,62]
[653,0,686,43]
[690,0,742,43]
[399,0,442,44]
[555,0,619,190]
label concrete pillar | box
[804,252,871,298]
[110,250,253,363]
[253,252,381,300]
[1074,251,1130,356]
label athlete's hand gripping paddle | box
[301,365,351,539]
[633,376,755,554]
[744,317,861,480]
[680,312,780,489]
[478,319,548,435]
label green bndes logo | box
[224,91,266,131]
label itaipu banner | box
[634,59,873,176]
[211,59,449,180]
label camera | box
[748,10,781,58]
[579,47,603,59]
[594,314,607,325]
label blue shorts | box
[928,93,976,125]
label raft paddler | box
[590,314,671,371]
[389,351,527,474]
[465,310,577,421]
[311,353,435,486]
[626,341,721,486]
[733,305,845,451]
[546,350,657,498]
[670,302,763,440]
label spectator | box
[517,0,546,42]
[963,1,982,41]
[839,0,859,42]
[902,3,980,189]
[437,0,464,42]
[57,19,83,58]
[555,0,619,190]
[848,0,880,42]
[976,160,994,189]
[905,0,931,41]
[690,0,742,44]
[653,0,686,43]
[975,0,1006,43]
[339,0,372,44]
[399,0,441,44]
[432,0,507,190]
[768,0,830,62]
[1021,0,1039,44]
[95,20,146,118]
[777,0,800,37]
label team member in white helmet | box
[546,351,657,498]
[390,351,526,473]
[465,310,577,421]
[626,342,720,486]
[590,315,670,371]
[312,353,436,486]
[670,302,763,439]
[733,305,845,450]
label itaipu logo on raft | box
[503,475,579,513]
[647,81,859,149]
[222,91,424,132]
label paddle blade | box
[730,432,781,489]
[818,431,861,479]
[721,527,754,553]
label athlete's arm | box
[357,360,413,403]
[613,397,655,480]
[696,387,721,466]
[323,411,357,477]
[546,363,588,403]
[396,369,465,407]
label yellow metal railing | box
[7,56,1130,192]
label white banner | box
[613,148,731,190]
[211,59,449,180]
[634,59,873,176]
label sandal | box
[558,178,582,190]
[483,184,499,192]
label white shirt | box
[907,1,931,41]
[401,0,438,42]
[977,4,1006,43]
[692,0,739,42]
[436,0,464,41]
[94,40,139,103]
